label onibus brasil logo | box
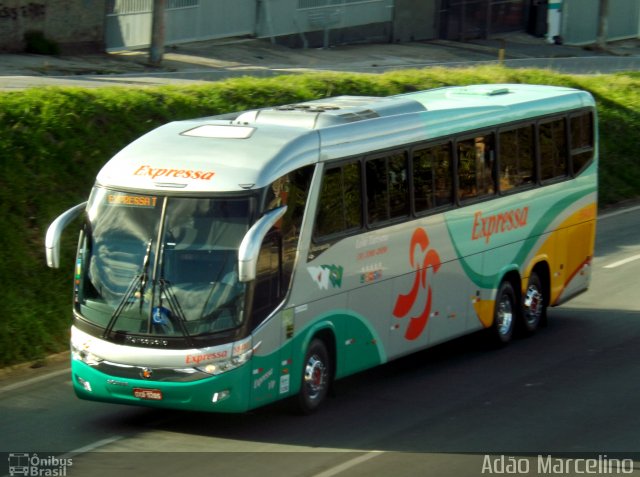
[393,227,441,341]
[7,453,72,476]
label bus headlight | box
[196,337,254,376]
[71,344,103,366]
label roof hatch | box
[233,95,427,129]
[447,86,512,97]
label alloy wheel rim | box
[304,355,327,401]
[524,285,544,326]
[497,293,514,336]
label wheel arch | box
[299,321,337,382]
[489,265,522,304]
[489,271,521,346]
[292,321,337,414]
[311,327,337,379]
[526,260,551,307]
[502,269,523,317]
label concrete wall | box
[105,0,393,50]
[256,0,394,48]
[393,0,437,42]
[0,0,106,53]
[106,0,256,51]
[562,0,640,45]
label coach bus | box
[45,84,597,413]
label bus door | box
[345,272,393,375]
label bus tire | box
[296,338,332,414]
[490,280,516,346]
[521,271,546,335]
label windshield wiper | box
[156,279,194,347]
[199,252,232,319]
[138,240,153,313]
[102,239,152,339]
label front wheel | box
[490,280,517,346]
[295,339,332,414]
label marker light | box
[76,375,93,392]
[212,390,231,403]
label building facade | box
[0,0,638,53]
[0,0,106,52]
[561,0,640,45]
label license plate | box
[133,388,163,400]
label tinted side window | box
[267,167,313,292]
[539,118,568,181]
[388,153,410,219]
[252,166,314,326]
[365,158,388,224]
[499,125,535,191]
[250,230,282,327]
[457,133,496,201]
[413,143,453,212]
[314,161,362,239]
[342,162,362,230]
[570,111,594,175]
[365,152,409,225]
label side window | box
[412,143,453,213]
[275,167,313,291]
[570,111,594,175]
[365,151,409,225]
[539,118,568,182]
[457,133,496,201]
[314,161,362,239]
[251,166,313,327]
[499,125,535,192]
[250,230,282,327]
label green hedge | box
[1,67,638,366]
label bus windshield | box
[76,187,253,342]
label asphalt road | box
[3,55,640,90]
[1,204,640,477]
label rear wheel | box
[521,271,546,334]
[490,280,517,346]
[296,339,332,414]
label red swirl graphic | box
[393,228,441,340]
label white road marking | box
[311,451,385,477]
[0,368,69,395]
[63,436,124,458]
[603,254,640,269]
[598,203,640,221]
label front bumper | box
[71,358,251,413]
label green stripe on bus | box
[449,188,593,289]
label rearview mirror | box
[45,202,87,268]
[238,206,287,282]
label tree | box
[596,0,609,50]
[149,0,166,66]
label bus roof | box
[96,84,594,193]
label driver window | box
[250,230,282,328]
[249,166,313,328]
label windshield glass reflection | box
[76,188,252,340]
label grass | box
[1,66,639,366]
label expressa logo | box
[133,165,215,180]
[471,206,529,244]
[393,228,441,341]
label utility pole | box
[149,0,166,66]
[596,0,609,50]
